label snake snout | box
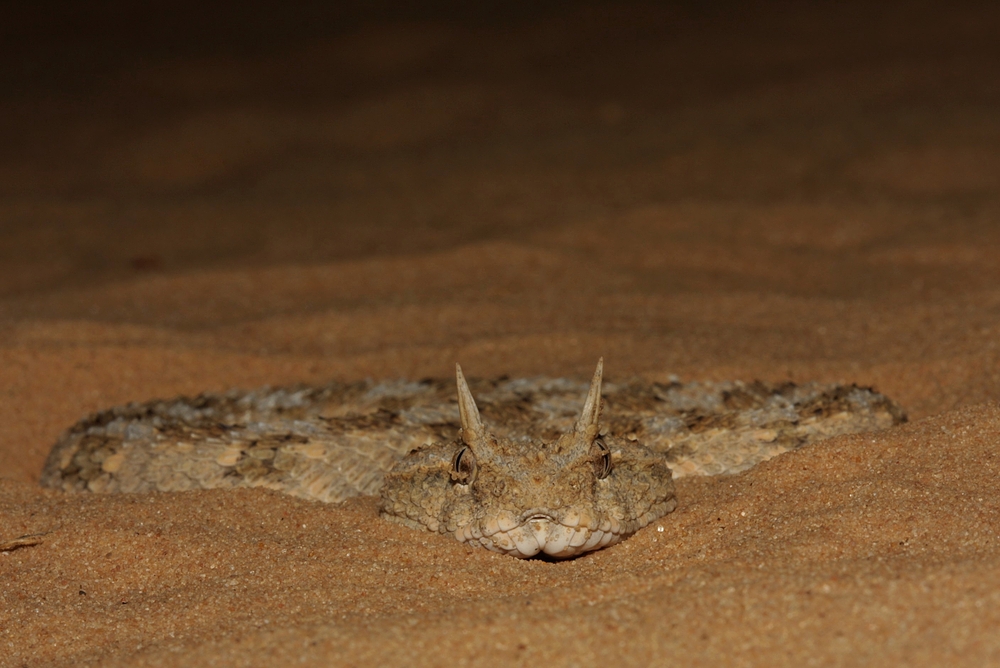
[491,512,614,558]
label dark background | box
[4,1,998,290]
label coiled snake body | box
[41,360,903,558]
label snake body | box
[41,361,903,558]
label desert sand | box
[3,1,1000,665]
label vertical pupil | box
[594,438,611,478]
[453,447,475,483]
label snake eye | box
[591,437,612,479]
[451,446,477,485]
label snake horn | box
[574,358,604,438]
[455,363,485,444]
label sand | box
[3,1,1000,665]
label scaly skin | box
[40,360,904,559]
[380,360,677,558]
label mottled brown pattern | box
[40,362,903,558]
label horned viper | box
[40,360,903,558]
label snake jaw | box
[464,514,624,559]
[454,512,613,558]
[453,499,660,559]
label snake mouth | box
[455,512,622,559]
[525,513,553,524]
[519,517,620,558]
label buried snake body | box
[40,360,904,559]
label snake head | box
[379,360,677,558]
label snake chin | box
[456,513,623,558]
